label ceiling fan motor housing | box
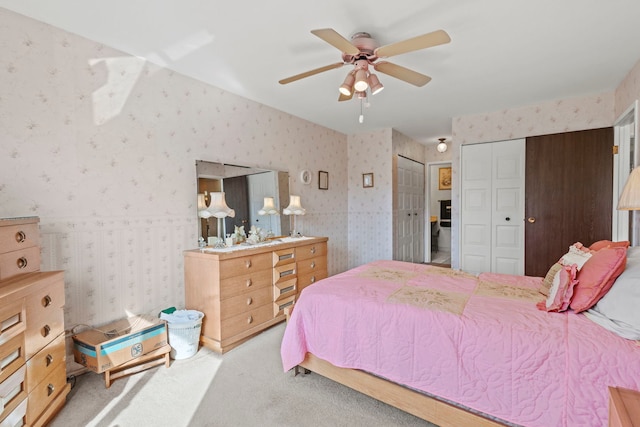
[342,32,379,64]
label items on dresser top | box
[184,236,328,353]
[0,217,70,427]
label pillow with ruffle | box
[537,263,578,312]
[538,243,591,296]
[588,240,630,252]
[570,246,627,312]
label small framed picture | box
[438,167,452,190]
[363,173,374,188]
[319,171,329,190]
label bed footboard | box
[298,353,505,427]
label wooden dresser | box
[184,237,328,353]
[0,217,70,426]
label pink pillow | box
[588,240,630,252]
[570,247,627,312]
[537,263,578,312]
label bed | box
[281,245,640,427]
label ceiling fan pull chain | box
[359,97,364,124]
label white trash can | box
[160,310,204,360]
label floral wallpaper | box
[0,8,350,335]
[615,58,640,119]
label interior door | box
[395,156,425,263]
[525,128,613,277]
[460,139,525,274]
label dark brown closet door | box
[525,127,613,277]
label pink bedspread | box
[281,260,640,427]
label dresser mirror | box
[196,160,290,243]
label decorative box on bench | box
[72,315,168,373]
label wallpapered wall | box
[0,9,350,329]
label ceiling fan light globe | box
[339,85,352,96]
[368,74,384,95]
[354,69,369,92]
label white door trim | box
[613,100,638,243]
[426,160,451,263]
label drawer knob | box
[310,247,316,254]
[47,383,55,396]
[310,261,316,268]
[15,230,26,243]
[46,354,54,366]
[246,297,253,306]
[17,257,28,269]
[246,279,252,287]
[42,295,52,307]
[42,325,51,337]
[247,315,253,324]
[310,276,316,284]
[245,260,252,268]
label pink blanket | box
[281,260,640,427]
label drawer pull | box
[46,354,54,367]
[245,260,252,268]
[310,247,316,254]
[246,279,252,288]
[47,383,55,396]
[310,276,316,284]
[15,230,27,243]
[246,297,253,306]
[247,315,253,324]
[42,325,51,337]
[279,253,294,261]
[42,295,52,307]
[310,261,316,268]
[17,257,28,269]
[279,269,295,278]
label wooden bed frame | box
[298,353,506,427]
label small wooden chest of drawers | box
[184,237,328,353]
[0,217,69,427]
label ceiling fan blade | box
[338,91,354,102]
[311,28,360,55]
[279,62,344,85]
[375,29,451,58]
[373,62,432,87]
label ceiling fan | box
[279,28,451,102]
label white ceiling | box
[2,1,640,146]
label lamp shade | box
[354,69,368,92]
[339,73,355,97]
[283,195,306,215]
[618,167,640,210]
[258,197,278,215]
[207,192,235,218]
[368,74,384,95]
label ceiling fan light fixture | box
[339,73,355,96]
[354,69,369,92]
[436,138,448,153]
[368,73,384,95]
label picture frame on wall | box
[363,173,374,188]
[438,167,452,190]
[319,171,329,190]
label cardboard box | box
[73,315,168,373]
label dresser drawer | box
[274,277,297,302]
[0,299,26,348]
[296,242,327,261]
[298,270,328,292]
[297,256,327,275]
[0,394,26,427]
[0,246,40,281]
[273,263,296,285]
[272,248,296,267]
[25,362,66,426]
[0,333,26,385]
[26,333,65,393]
[219,253,272,279]
[273,294,295,317]
[0,222,39,255]
[219,269,271,300]
[220,304,273,340]
[24,308,64,360]
[219,286,272,320]
[24,279,65,321]
[0,364,26,424]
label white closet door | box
[461,139,525,274]
[396,156,425,263]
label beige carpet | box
[51,323,433,427]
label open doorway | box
[426,161,452,266]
